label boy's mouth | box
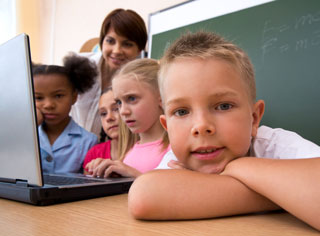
[191,147,224,160]
[194,148,217,153]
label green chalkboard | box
[150,0,320,145]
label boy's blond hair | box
[112,58,169,160]
[158,31,256,103]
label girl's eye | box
[35,96,43,101]
[55,94,64,99]
[112,107,119,112]
[174,109,189,117]
[100,112,107,117]
[115,99,122,106]
[216,103,233,111]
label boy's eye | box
[216,103,233,111]
[174,109,189,117]
[127,96,136,102]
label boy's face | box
[160,58,264,174]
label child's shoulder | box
[134,139,163,148]
[91,140,111,150]
[257,126,316,144]
[253,125,320,159]
[70,119,98,142]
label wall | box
[15,0,41,63]
[16,0,187,64]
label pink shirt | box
[123,139,170,173]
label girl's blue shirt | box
[38,118,98,174]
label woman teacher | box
[71,9,147,138]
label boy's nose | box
[191,125,215,136]
[191,115,215,137]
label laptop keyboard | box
[43,174,106,186]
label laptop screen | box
[0,34,43,186]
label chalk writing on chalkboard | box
[261,11,320,64]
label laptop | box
[0,34,133,205]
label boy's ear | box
[159,114,168,131]
[72,91,78,105]
[251,100,265,137]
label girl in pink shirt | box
[90,58,170,178]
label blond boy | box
[128,32,320,230]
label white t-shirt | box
[156,125,320,169]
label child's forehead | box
[168,57,236,69]
[100,92,117,106]
[101,90,114,99]
[164,57,239,83]
[113,75,155,94]
[113,74,142,86]
[35,73,66,79]
[161,57,252,103]
[34,73,70,86]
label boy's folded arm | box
[128,169,279,220]
[222,157,320,231]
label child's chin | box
[197,165,224,174]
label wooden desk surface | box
[0,194,318,236]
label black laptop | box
[0,34,133,205]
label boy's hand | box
[36,107,44,126]
[167,160,187,169]
[92,159,141,178]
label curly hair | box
[32,53,98,94]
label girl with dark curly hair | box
[32,53,98,173]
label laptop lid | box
[0,34,133,205]
[0,34,43,186]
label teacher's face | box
[102,28,140,71]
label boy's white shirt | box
[156,125,320,169]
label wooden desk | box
[0,194,318,236]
